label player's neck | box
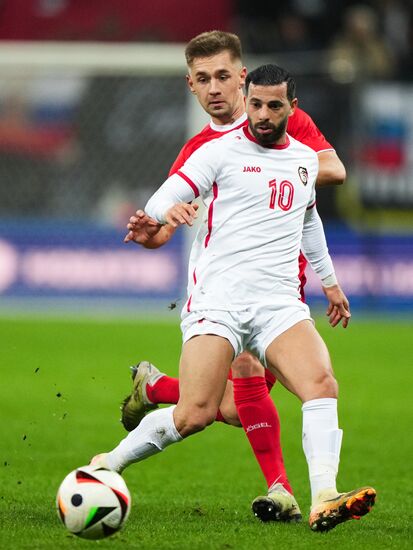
[210,112,247,132]
[211,111,244,126]
[211,96,246,127]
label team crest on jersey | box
[298,166,308,185]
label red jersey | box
[169,108,334,301]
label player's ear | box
[186,74,196,94]
[239,66,247,88]
[289,98,298,116]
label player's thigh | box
[231,351,265,378]
[265,319,336,402]
[178,334,234,413]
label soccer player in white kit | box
[121,30,349,525]
[93,64,375,532]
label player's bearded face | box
[246,83,295,146]
[248,115,289,146]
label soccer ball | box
[56,465,131,539]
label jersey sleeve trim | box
[204,182,218,248]
[176,170,200,198]
[316,148,335,154]
[306,200,316,210]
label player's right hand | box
[124,209,162,244]
[322,284,351,328]
[165,203,199,227]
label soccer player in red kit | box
[121,31,347,523]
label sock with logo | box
[233,376,292,493]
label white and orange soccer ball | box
[56,465,131,539]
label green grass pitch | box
[1,315,412,549]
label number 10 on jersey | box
[268,179,294,211]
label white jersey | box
[146,126,321,311]
[186,117,247,302]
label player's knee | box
[298,367,338,402]
[313,369,338,399]
[231,352,264,378]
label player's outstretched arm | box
[124,209,176,249]
[316,151,346,188]
[302,203,351,328]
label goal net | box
[0,41,209,223]
[0,41,207,310]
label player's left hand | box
[322,285,351,328]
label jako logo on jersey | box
[243,166,261,173]
[298,166,308,185]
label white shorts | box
[180,298,313,363]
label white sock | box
[302,398,343,505]
[107,406,182,472]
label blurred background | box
[0,0,412,316]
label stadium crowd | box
[0,0,411,80]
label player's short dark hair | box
[245,64,296,102]
[185,30,242,66]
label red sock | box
[146,375,227,423]
[146,376,179,404]
[233,376,292,493]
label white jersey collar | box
[209,113,247,133]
